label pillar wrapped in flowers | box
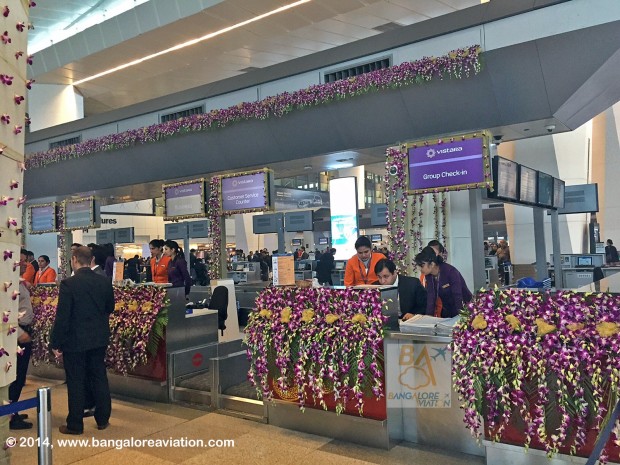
[30,285,169,378]
[245,286,387,419]
[453,288,620,463]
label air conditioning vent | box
[49,136,81,150]
[160,105,204,123]
[372,22,404,33]
[324,57,392,83]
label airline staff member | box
[344,236,385,286]
[20,249,35,285]
[147,239,170,283]
[34,255,57,284]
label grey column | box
[532,207,547,281]
[469,189,485,290]
[550,210,563,288]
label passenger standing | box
[606,239,619,263]
[50,246,114,434]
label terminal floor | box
[9,376,485,465]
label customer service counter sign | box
[385,339,452,408]
[407,132,491,194]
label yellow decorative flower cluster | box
[352,313,367,324]
[259,309,272,318]
[472,314,487,330]
[505,314,521,331]
[301,309,315,323]
[535,318,556,336]
[566,322,584,332]
[280,307,292,324]
[325,314,340,324]
[596,321,619,338]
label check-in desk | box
[548,253,606,288]
[294,259,316,281]
[228,261,262,284]
[331,260,347,286]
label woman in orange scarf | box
[34,255,57,284]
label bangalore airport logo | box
[426,148,436,159]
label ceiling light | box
[73,0,312,86]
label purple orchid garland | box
[385,147,408,269]
[453,288,620,462]
[26,46,482,170]
[245,287,387,415]
[30,285,168,375]
[207,176,222,280]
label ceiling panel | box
[27,0,485,115]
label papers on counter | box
[399,314,460,336]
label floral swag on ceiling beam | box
[26,45,483,169]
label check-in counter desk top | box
[383,330,483,457]
[574,267,620,293]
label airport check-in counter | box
[228,261,262,284]
[294,259,316,281]
[548,254,606,288]
[331,260,347,286]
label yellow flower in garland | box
[472,314,487,330]
[114,301,124,312]
[596,321,619,338]
[127,300,139,312]
[301,309,315,323]
[325,314,340,324]
[259,309,272,318]
[505,314,521,331]
[281,307,292,324]
[352,313,367,325]
[566,323,585,332]
[31,297,41,306]
[535,318,556,336]
[142,302,153,312]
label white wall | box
[28,84,84,132]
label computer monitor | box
[577,256,593,267]
[335,261,345,270]
[235,263,244,271]
[297,263,306,271]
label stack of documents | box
[399,314,445,335]
[399,314,461,336]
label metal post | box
[532,207,547,281]
[550,210,563,288]
[37,387,53,465]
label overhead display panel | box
[553,178,566,209]
[221,169,274,215]
[163,178,207,221]
[28,203,57,234]
[64,197,100,230]
[537,171,554,208]
[253,213,281,234]
[558,184,599,214]
[285,211,313,232]
[407,132,490,194]
[519,166,537,205]
[488,156,518,201]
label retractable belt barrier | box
[0,387,53,465]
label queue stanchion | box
[37,387,53,465]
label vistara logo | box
[232,180,238,187]
[426,148,436,159]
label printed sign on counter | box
[272,255,295,286]
[386,341,452,408]
[408,137,485,192]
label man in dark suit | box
[374,258,427,321]
[51,246,114,435]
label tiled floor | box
[7,377,486,465]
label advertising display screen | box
[64,197,99,230]
[28,203,57,234]
[330,177,358,260]
[163,179,206,220]
[519,166,537,204]
[489,157,518,201]
[408,137,485,193]
[537,172,554,207]
[221,170,272,214]
[553,178,566,209]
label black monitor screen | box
[537,172,554,207]
[318,237,328,245]
[519,166,537,204]
[291,239,302,246]
[335,261,345,270]
[553,178,565,209]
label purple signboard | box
[222,172,268,212]
[164,180,206,219]
[408,138,485,192]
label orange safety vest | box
[150,255,171,283]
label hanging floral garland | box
[384,147,408,269]
[26,45,483,169]
[433,193,440,241]
[56,203,68,280]
[207,177,222,280]
[440,192,448,251]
